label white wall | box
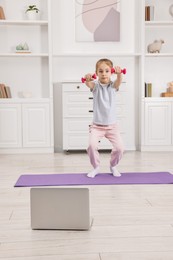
[51,0,136,55]
[51,0,139,82]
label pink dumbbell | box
[81,74,97,83]
[111,68,126,74]
[81,68,126,83]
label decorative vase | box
[26,11,40,20]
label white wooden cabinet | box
[54,81,131,152]
[0,101,51,153]
[0,0,53,153]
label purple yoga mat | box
[14,172,173,187]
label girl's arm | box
[113,66,123,90]
[84,74,95,90]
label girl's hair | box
[96,58,113,72]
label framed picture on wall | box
[75,0,120,42]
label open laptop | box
[30,187,92,230]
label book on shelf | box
[145,6,154,21]
[0,84,12,98]
[145,83,152,97]
[5,86,12,98]
[0,6,5,19]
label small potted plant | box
[25,5,40,20]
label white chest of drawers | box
[54,81,129,151]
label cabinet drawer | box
[63,105,93,117]
[64,106,125,117]
[62,83,88,92]
[63,98,125,118]
[64,118,125,133]
[63,88,125,103]
[64,118,92,133]
[63,134,112,150]
[98,133,126,149]
[62,82,126,93]
[63,92,93,104]
[63,133,126,150]
[98,138,112,149]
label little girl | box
[84,58,124,178]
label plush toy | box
[147,39,164,53]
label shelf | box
[53,53,142,57]
[143,97,173,102]
[0,53,49,57]
[0,20,48,26]
[145,53,173,57]
[145,21,173,26]
[0,98,50,104]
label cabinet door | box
[0,104,22,148]
[145,102,171,145]
[22,103,50,147]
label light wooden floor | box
[0,150,173,260]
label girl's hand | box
[85,73,94,82]
[114,66,122,74]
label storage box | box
[161,92,173,97]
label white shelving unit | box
[0,0,53,153]
[141,0,173,151]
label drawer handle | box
[76,86,80,89]
[88,110,93,113]
[88,97,93,100]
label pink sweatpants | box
[87,124,124,168]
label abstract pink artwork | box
[75,0,120,42]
